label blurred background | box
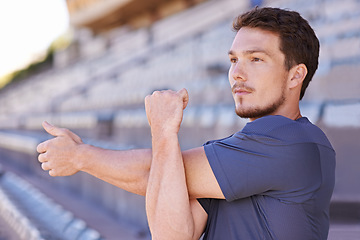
[0,0,359,239]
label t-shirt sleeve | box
[197,198,211,214]
[203,134,321,202]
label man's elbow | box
[151,225,196,240]
[151,233,195,240]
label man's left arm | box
[145,89,207,240]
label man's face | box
[228,27,289,120]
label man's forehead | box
[229,27,281,55]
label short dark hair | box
[233,7,319,100]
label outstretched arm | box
[37,123,223,200]
[37,121,151,195]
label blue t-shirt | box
[198,115,336,240]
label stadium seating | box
[0,171,104,239]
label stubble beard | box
[235,93,286,119]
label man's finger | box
[36,141,48,154]
[38,152,47,163]
[49,169,57,177]
[41,162,51,171]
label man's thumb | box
[42,121,62,137]
[177,88,189,110]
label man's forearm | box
[77,144,151,196]
[146,133,195,240]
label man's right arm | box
[37,121,151,196]
[36,121,224,199]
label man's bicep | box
[183,147,224,199]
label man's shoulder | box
[204,115,333,151]
[242,115,309,134]
[240,115,333,149]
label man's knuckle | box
[62,128,71,135]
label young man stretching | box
[37,7,336,240]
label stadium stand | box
[0,170,104,240]
[0,0,359,238]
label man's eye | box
[252,57,262,62]
[230,58,237,63]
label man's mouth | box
[233,88,252,95]
[232,84,254,96]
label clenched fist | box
[145,88,189,136]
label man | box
[37,7,335,240]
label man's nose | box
[231,62,246,82]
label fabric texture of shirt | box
[198,115,336,240]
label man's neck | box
[249,108,302,122]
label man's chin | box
[236,109,257,119]
[235,107,274,119]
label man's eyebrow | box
[228,49,272,57]
[228,50,235,55]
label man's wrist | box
[151,130,178,142]
[75,143,92,172]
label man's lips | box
[232,84,254,96]
[233,88,252,95]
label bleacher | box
[0,0,359,238]
[0,171,103,240]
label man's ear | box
[288,64,308,89]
